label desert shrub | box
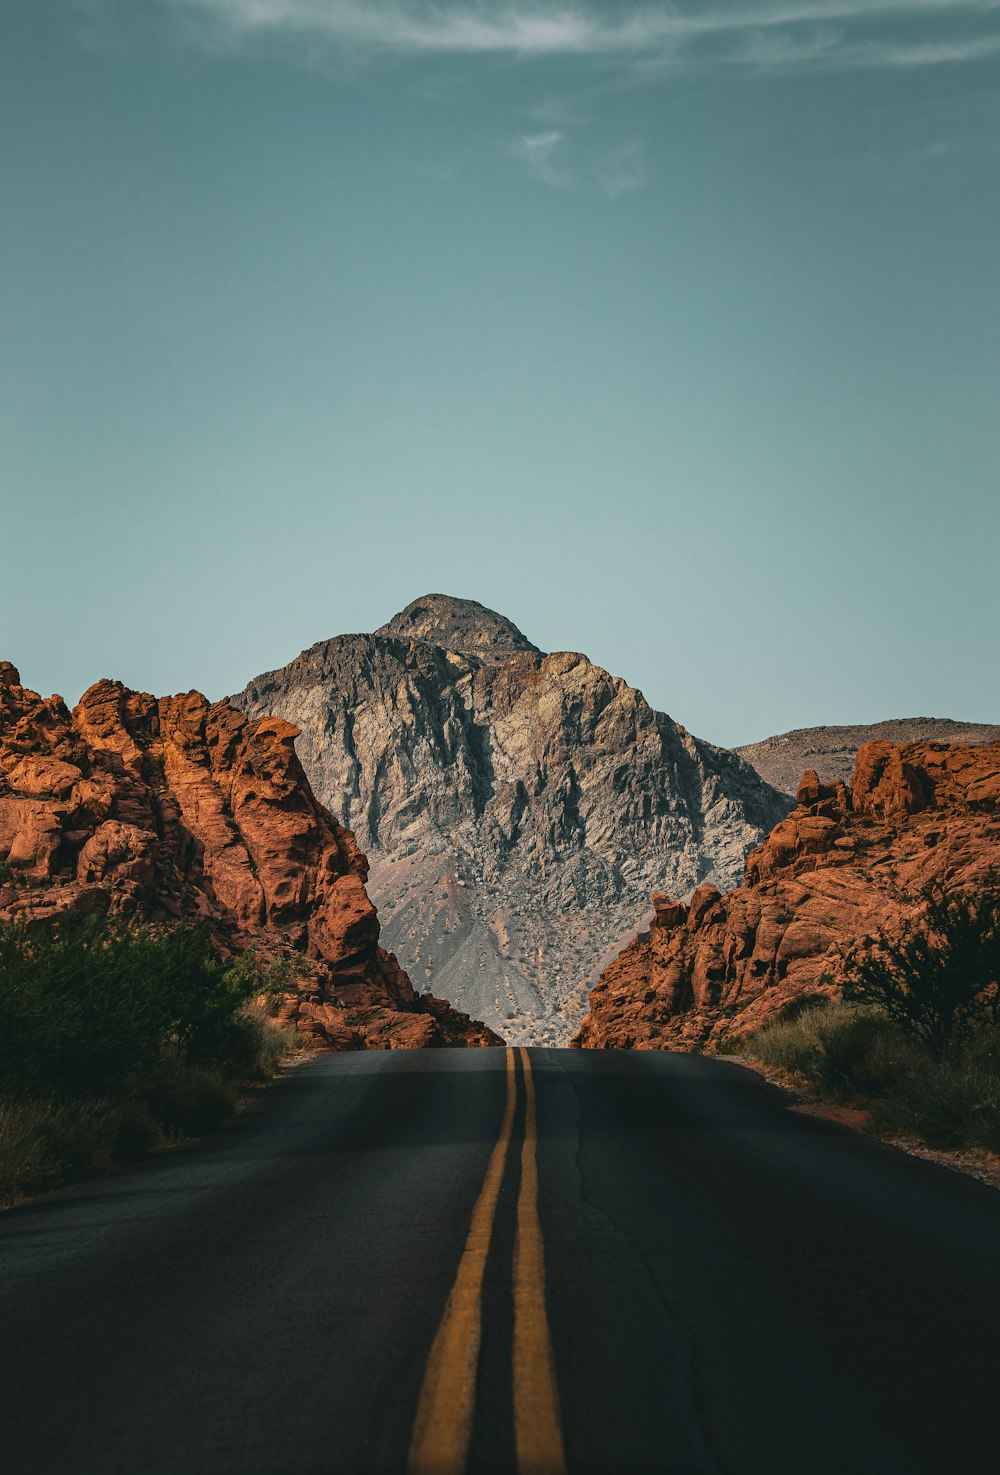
[776,991,834,1025]
[748,1004,923,1099]
[741,1000,1000,1153]
[240,1002,302,1074]
[886,1030,1000,1151]
[0,1093,158,1199]
[840,880,1000,1058]
[136,1057,237,1135]
[810,1010,923,1099]
[0,915,263,1097]
[0,1098,69,1196]
[738,1002,838,1078]
[258,955,295,1012]
[719,991,837,1062]
[0,919,299,1203]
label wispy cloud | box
[168,0,1000,72]
[509,127,650,197]
[592,140,648,198]
[867,30,1000,65]
[511,128,573,188]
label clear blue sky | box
[2,1,998,746]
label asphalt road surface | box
[2,1046,1000,1474]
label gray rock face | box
[376,593,541,661]
[234,596,790,1044]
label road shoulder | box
[724,1054,1000,1193]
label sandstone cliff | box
[736,719,1000,799]
[0,662,500,1050]
[234,595,790,1044]
[573,739,1000,1052]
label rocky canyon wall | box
[0,662,500,1050]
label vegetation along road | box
[2,1047,1000,1473]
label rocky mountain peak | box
[235,602,790,1044]
[376,594,542,661]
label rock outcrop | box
[736,719,1000,799]
[234,595,790,1044]
[573,740,1000,1052]
[0,662,500,1050]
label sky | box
[2,0,998,747]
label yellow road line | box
[513,1047,567,1475]
[408,1047,518,1475]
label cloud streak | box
[592,140,648,198]
[170,0,1000,71]
[508,131,650,195]
[511,129,573,187]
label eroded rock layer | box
[0,662,500,1050]
[573,739,1000,1052]
[234,596,790,1044]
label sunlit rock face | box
[234,597,790,1045]
[0,662,501,1051]
[573,740,1000,1053]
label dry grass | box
[732,1002,1000,1152]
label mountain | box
[573,739,1000,1052]
[233,595,791,1044]
[0,662,499,1050]
[736,719,1000,799]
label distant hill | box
[735,718,1000,798]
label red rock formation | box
[573,741,1000,1052]
[0,664,501,1050]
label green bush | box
[841,880,1000,1058]
[137,1057,237,1136]
[0,918,300,1204]
[0,914,262,1098]
[737,883,1000,1151]
[889,1032,1000,1151]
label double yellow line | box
[409,1048,567,1475]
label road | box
[2,1046,1000,1474]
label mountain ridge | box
[737,718,1000,797]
